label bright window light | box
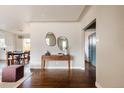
[0,39,6,48]
[23,38,31,51]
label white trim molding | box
[30,66,84,70]
[95,81,102,88]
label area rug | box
[0,72,32,88]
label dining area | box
[6,51,30,66]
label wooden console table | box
[41,55,71,69]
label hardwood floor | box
[18,62,96,88]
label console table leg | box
[68,60,70,69]
[41,59,45,70]
[43,61,45,69]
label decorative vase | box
[45,50,51,56]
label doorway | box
[88,32,96,66]
[84,19,96,82]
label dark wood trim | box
[85,60,96,68]
[85,60,89,63]
[83,19,96,31]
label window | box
[0,39,6,48]
[23,39,30,51]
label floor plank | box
[0,60,96,88]
[18,62,96,88]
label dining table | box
[7,51,26,66]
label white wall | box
[96,6,124,88]
[27,22,84,69]
[15,35,23,51]
[80,5,124,88]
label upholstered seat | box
[2,65,24,82]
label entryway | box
[84,19,96,82]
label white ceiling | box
[31,5,85,22]
[0,5,85,32]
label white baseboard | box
[95,81,102,88]
[30,66,84,70]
